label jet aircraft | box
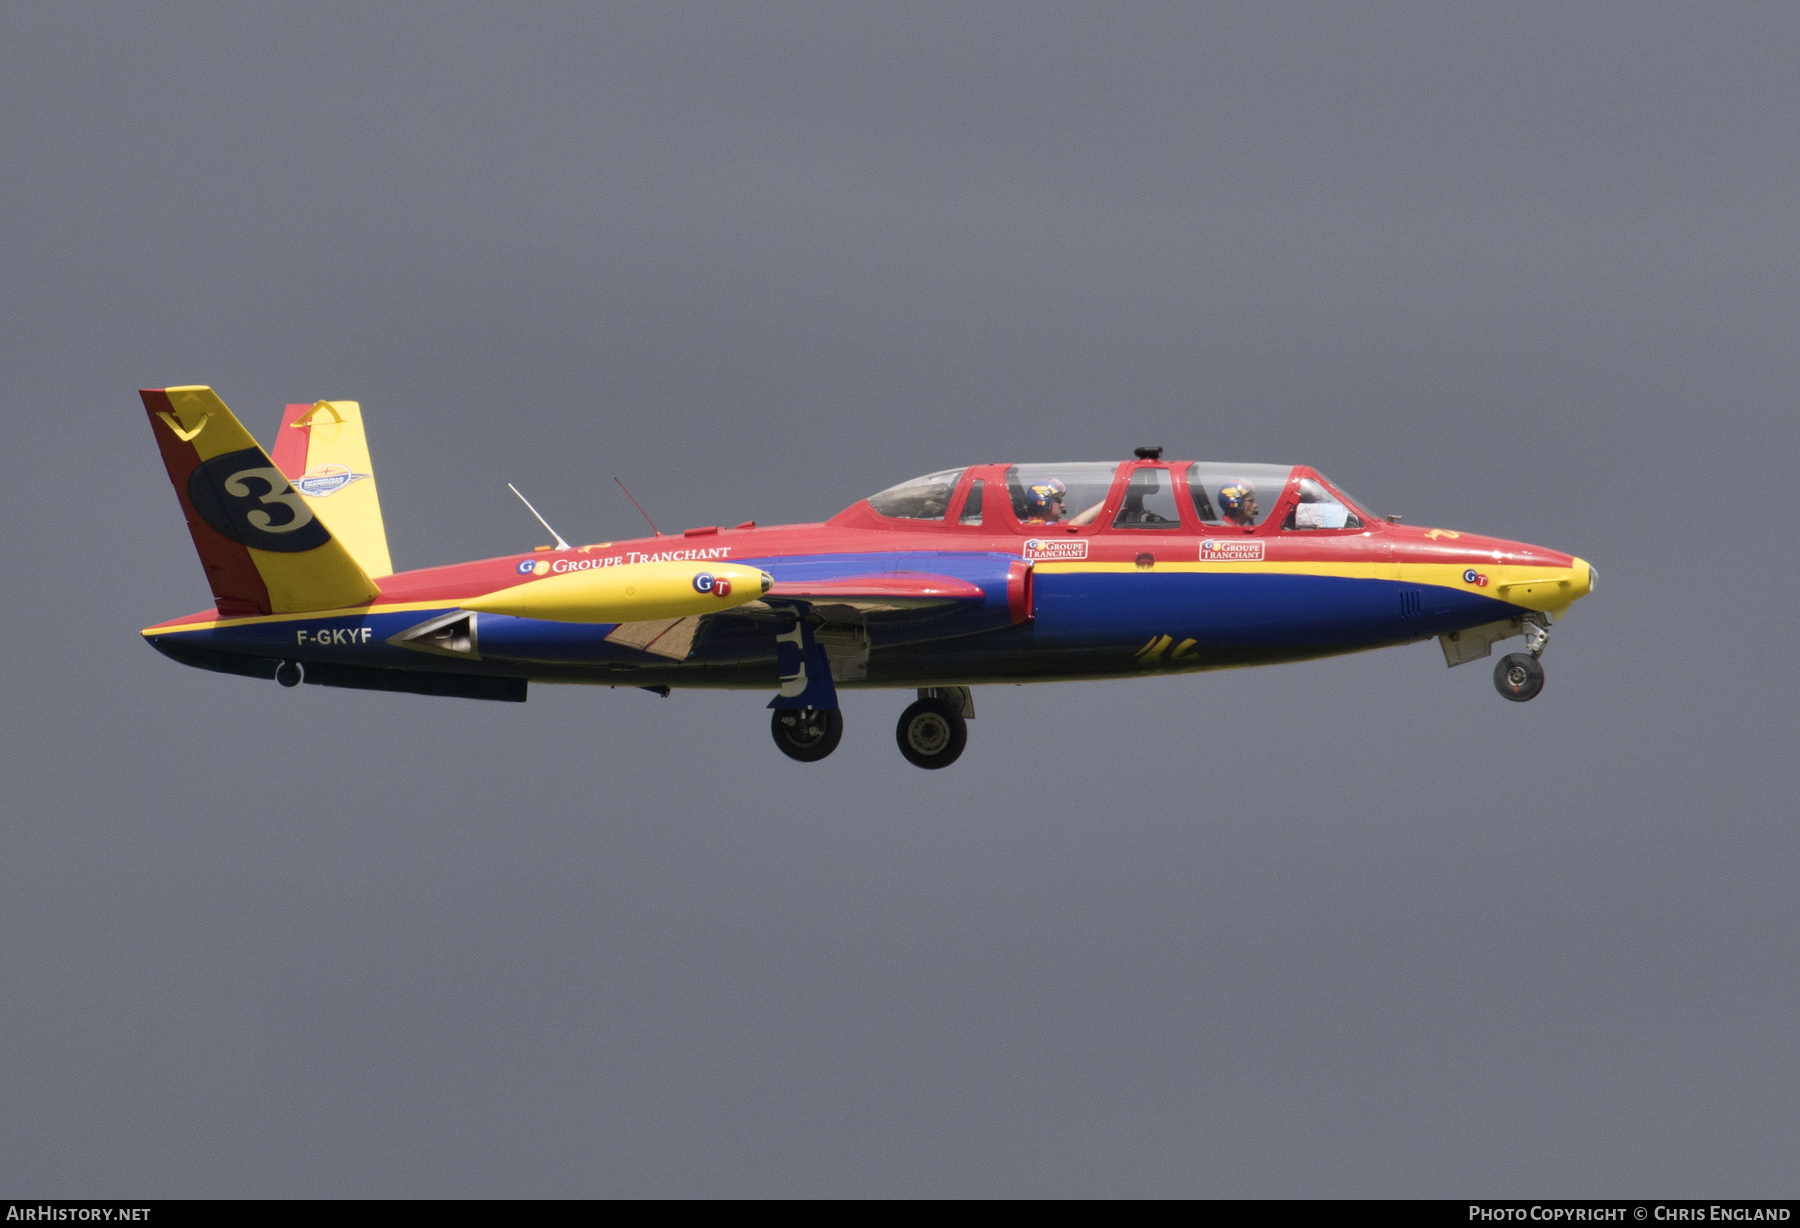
[140,387,1595,769]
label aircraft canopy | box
[860,460,1374,532]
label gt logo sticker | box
[1200,539,1265,562]
[1463,568,1490,587]
[1023,538,1087,561]
[185,448,330,553]
[692,572,734,598]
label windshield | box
[867,468,964,520]
[1004,463,1119,527]
[1284,476,1365,530]
[1186,462,1294,527]
[1310,472,1375,522]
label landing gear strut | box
[896,696,967,769]
[771,708,843,762]
[1494,616,1549,702]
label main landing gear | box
[896,695,968,770]
[770,708,843,762]
[766,687,974,768]
[767,617,976,765]
[1494,617,1549,702]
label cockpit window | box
[867,468,965,520]
[1004,463,1118,528]
[1113,467,1182,529]
[1283,477,1364,530]
[1185,462,1294,528]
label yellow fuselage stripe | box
[1035,559,1588,613]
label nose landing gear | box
[1493,616,1549,702]
[1494,653,1545,701]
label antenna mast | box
[507,483,571,550]
[614,477,662,536]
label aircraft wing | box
[762,572,986,612]
[601,570,1011,662]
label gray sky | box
[2,2,1796,1196]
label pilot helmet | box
[1218,482,1255,520]
[1024,478,1068,516]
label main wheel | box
[895,697,967,769]
[1494,652,1545,702]
[770,708,843,762]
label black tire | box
[895,697,967,769]
[770,708,843,762]
[1494,652,1545,702]
[276,660,302,688]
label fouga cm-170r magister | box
[139,386,1596,769]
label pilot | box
[1218,482,1258,527]
[1021,479,1068,524]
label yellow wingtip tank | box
[462,560,774,623]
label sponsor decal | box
[1023,538,1088,561]
[691,571,733,598]
[295,626,373,646]
[185,448,330,553]
[1199,538,1265,562]
[294,463,371,497]
[518,546,736,577]
[1463,568,1489,588]
[623,546,732,564]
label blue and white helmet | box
[1024,478,1067,517]
[1218,481,1255,520]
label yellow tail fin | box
[142,386,380,616]
[270,400,395,577]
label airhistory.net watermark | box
[5,1210,150,1222]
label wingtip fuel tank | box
[461,559,773,624]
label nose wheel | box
[1493,616,1549,702]
[1493,653,1545,701]
[771,708,843,762]
[896,697,967,769]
